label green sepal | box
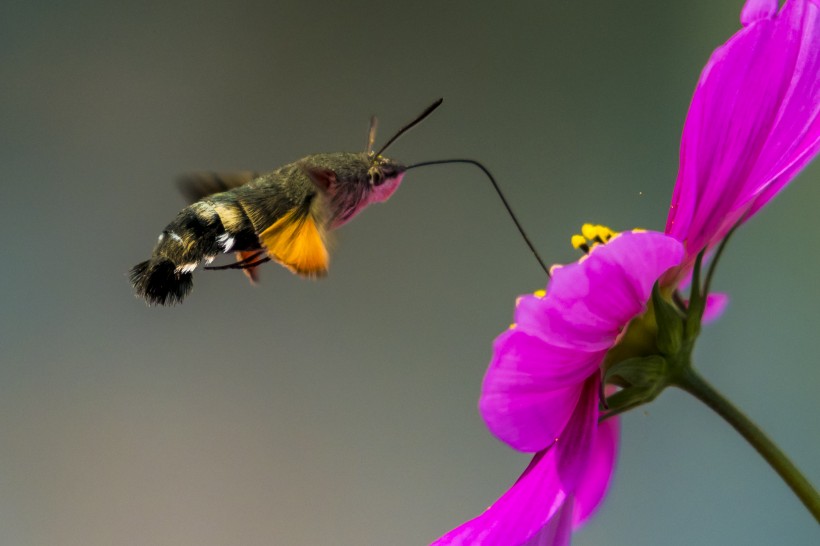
[603,386,656,416]
[605,355,667,388]
[604,355,668,414]
[651,282,684,356]
[685,250,706,339]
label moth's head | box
[368,153,405,183]
[308,99,442,215]
[365,152,406,202]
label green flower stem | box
[672,366,820,522]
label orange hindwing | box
[258,209,329,277]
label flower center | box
[571,224,618,254]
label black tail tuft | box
[130,258,194,306]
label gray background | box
[2,0,818,544]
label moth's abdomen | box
[130,201,232,305]
[204,193,260,252]
[129,258,193,306]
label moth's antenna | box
[366,116,378,154]
[373,98,444,158]
[406,158,550,278]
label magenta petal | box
[480,330,600,452]
[741,0,778,25]
[481,380,583,453]
[666,0,820,274]
[572,415,619,527]
[570,232,684,331]
[680,292,730,324]
[430,450,571,546]
[522,499,573,546]
[743,0,820,215]
[432,379,599,546]
[515,232,684,352]
[702,292,730,324]
[487,330,606,392]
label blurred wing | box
[176,171,260,203]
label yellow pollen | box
[572,223,620,253]
[509,322,517,330]
[598,226,615,241]
[533,289,546,298]
[571,234,586,249]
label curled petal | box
[515,232,684,351]
[433,379,600,546]
[570,232,684,332]
[666,0,820,277]
[741,0,778,25]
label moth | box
[130,99,547,305]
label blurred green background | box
[1,0,818,544]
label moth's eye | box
[369,169,385,186]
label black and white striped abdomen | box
[129,198,255,305]
[202,193,260,254]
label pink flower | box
[433,1,819,543]
[432,232,684,545]
[665,0,820,282]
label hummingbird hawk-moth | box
[130,99,547,306]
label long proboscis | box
[406,159,551,278]
[373,98,444,158]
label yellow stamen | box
[571,234,586,249]
[572,224,620,253]
[533,289,546,298]
[598,225,616,241]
